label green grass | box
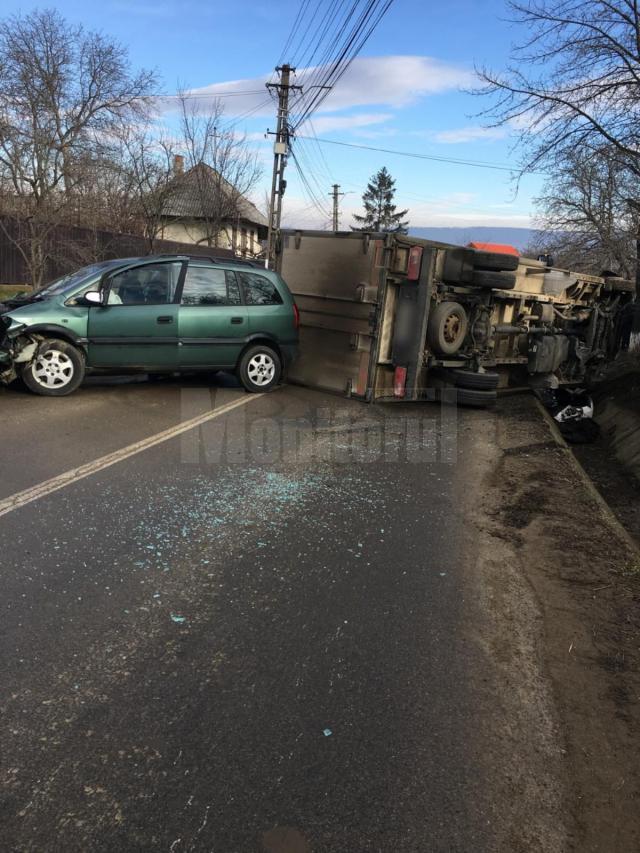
[0,285,33,300]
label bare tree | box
[478,2,640,174]
[117,124,178,252]
[175,93,263,249]
[530,145,639,275]
[0,8,157,286]
[477,0,640,334]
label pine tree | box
[352,167,409,233]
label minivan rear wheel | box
[21,339,85,396]
[238,344,282,392]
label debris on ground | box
[536,386,599,444]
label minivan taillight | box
[293,302,300,330]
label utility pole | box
[329,183,344,231]
[265,64,301,269]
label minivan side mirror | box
[84,291,104,305]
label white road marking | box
[0,393,259,518]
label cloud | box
[296,56,472,112]
[160,55,471,118]
[432,126,508,144]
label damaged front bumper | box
[0,317,39,386]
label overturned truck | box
[276,230,634,406]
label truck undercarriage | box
[276,230,634,405]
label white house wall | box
[160,219,263,257]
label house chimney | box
[173,154,184,176]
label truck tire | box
[427,302,469,355]
[471,250,519,272]
[237,344,282,392]
[21,338,85,396]
[442,247,474,284]
[443,368,500,390]
[471,269,517,290]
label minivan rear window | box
[239,272,282,306]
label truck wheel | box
[444,368,500,390]
[427,302,469,355]
[238,344,281,392]
[21,339,85,396]
[471,270,517,290]
[471,250,519,272]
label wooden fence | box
[0,216,236,286]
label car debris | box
[537,386,601,443]
[0,315,41,386]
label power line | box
[224,97,274,130]
[306,118,335,181]
[274,1,398,132]
[277,0,313,66]
[161,90,268,100]
[268,2,397,253]
[290,0,396,131]
[295,134,521,172]
[290,148,332,219]
[295,137,331,185]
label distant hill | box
[408,226,535,251]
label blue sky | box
[3,0,543,229]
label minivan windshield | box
[37,260,130,299]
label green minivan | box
[0,255,299,396]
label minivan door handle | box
[230,316,244,324]
[157,315,173,324]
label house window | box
[240,228,247,256]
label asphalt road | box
[0,375,559,852]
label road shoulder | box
[464,394,640,853]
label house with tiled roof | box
[159,158,268,258]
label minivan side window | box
[181,266,241,306]
[107,262,182,305]
[240,272,282,306]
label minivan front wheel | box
[238,344,281,392]
[22,339,85,396]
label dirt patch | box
[466,395,640,852]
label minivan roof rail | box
[150,253,264,268]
